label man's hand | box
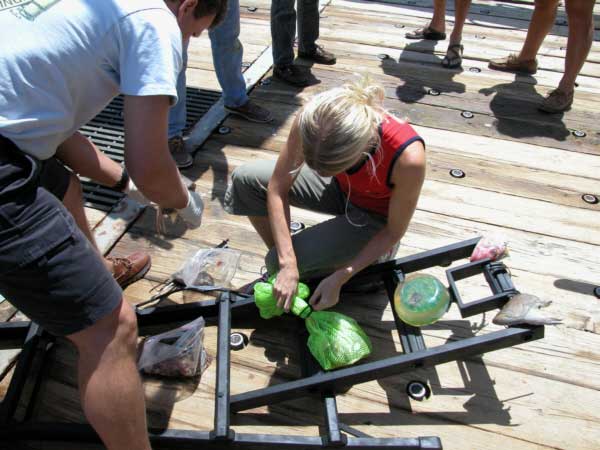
[309,272,346,311]
[273,266,300,312]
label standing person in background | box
[168,0,273,169]
[225,77,425,311]
[270,0,337,87]
[406,0,472,68]
[0,1,223,448]
[488,0,595,113]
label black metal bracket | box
[0,237,545,449]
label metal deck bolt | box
[406,380,431,401]
[218,126,231,135]
[582,194,599,205]
[247,6,257,12]
[469,67,481,73]
[428,88,440,96]
[389,109,401,117]
[474,34,486,40]
[260,78,271,86]
[450,168,465,178]
[572,130,586,138]
[377,53,390,61]
[230,332,248,350]
[290,221,305,234]
[461,111,474,119]
[394,24,405,28]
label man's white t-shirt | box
[0,0,183,159]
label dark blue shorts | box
[0,136,122,336]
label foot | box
[168,136,193,169]
[405,26,446,41]
[108,252,152,289]
[298,44,336,65]
[488,53,537,74]
[538,88,574,113]
[442,44,464,69]
[273,64,311,87]
[225,100,273,123]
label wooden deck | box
[1,1,599,449]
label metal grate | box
[79,88,221,211]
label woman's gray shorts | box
[225,160,389,277]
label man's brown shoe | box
[538,88,573,113]
[169,136,193,169]
[298,45,336,65]
[488,54,537,74]
[108,251,152,289]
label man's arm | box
[123,95,188,209]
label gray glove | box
[177,190,204,229]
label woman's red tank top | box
[334,115,424,216]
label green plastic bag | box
[253,277,372,370]
[305,311,372,371]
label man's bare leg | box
[559,0,595,92]
[67,300,151,450]
[519,0,559,61]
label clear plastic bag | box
[173,248,241,290]
[138,317,209,378]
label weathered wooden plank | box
[215,87,600,157]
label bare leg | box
[249,215,275,248]
[559,0,595,92]
[519,0,559,61]
[449,0,471,45]
[56,132,123,187]
[67,301,151,450]
[430,0,447,33]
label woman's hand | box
[273,266,300,311]
[309,272,346,311]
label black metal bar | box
[0,323,42,423]
[383,271,426,353]
[231,325,543,412]
[211,292,234,441]
[0,422,441,449]
[136,296,255,330]
[322,394,347,447]
[446,260,518,317]
[337,237,480,289]
[1,295,256,340]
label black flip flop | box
[405,26,446,41]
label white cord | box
[343,173,368,228]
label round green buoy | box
[393,274,450,327]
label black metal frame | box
[0,238,544,449]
